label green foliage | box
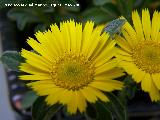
[0,51,24,72]
[86,103,98,119]
[86,93,127,120]
[32,97,62,120]
[100,3,120,18]
[93,0,112,6]
[21,91,38,109]
[82,7,114,25]
[7,7,53,30]
[86,102,112,120]
[119,76,138,102]
[58,0,78,4]
[1,0,160,32]
[116,0,134,20]
[105,93,128,120]
[95,102,113,120]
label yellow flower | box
[116,9,160,101]
[19,20,124,114]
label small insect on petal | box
[102,18,126,38]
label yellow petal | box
[94,40,115,63]
[95,68,125,80]
[82,21,94,54]
[95,59,118,75]
[59,89,72,105]
[50,24,65,53]
[89,80,123,92]
[89,33,109,60]
[19,74,51,80]
[142,9,151,40]
[21,49,51,72]
[116,54,133,62]
[80,87,97,103]
[116,48,132,57]
[151,11,160,41]
[115,35,132,53]
[76,91,87,113]
[89,87,109,102]
[95,48,117,66]
[35,31,60,56]
[120,61,138,75]
[20,63,49,75]
[152,73,160,90]
[86,27,102,58]
[28,83,61,96]
[27,38,53,61]
[149,80,160,101]
[121,29,135,47]
[132,69,145,83]
[60,21,71,51]
[68,20,77,52]
[141,73,151,92]
[67,91,78,114]
[122,21,137,45]
[132,10,145,41]
[75,23,82,52]
[45,88,65,105]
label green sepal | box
[0,51,24,72]
[21,91,38,109]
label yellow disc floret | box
[132,41,160,74]
[51,52,95,90]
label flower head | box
[116,9,160,101]
[20,20,124,114]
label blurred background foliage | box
[1,0,160,32]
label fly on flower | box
[102,18,126,37]
[19,20,124,114]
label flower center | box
[50,52,95,90]
[132,41,160,74]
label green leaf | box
[93,0,112,6]
[0,51,24,72]
[123,76,138,99]
[86,103,98,119]
[32,97,62,120]
[95,102,113,120]
[21,91,38,109]
[7,7,52,30]
[86,102,113,120]
[116,0,133,20]
[105,93,128,120]
[102,18,126,37]
[34,24,48,33]
[101,3,120,17]
[82,8,114,25]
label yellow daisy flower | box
[19,20,124,114]
[116,9,160,101]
